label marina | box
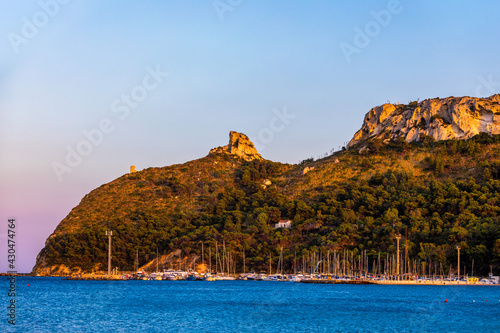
[65,270,500,286]
[63,236,499,286]
[67,241,500,285]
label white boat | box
[263,275,278,281]
[149,272,163,281]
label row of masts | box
[136,244,471,279]
[127,227,469,279]
[136,241,242,275]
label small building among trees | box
[274,220,292,229]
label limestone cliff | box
[209,131,263,161]
[348,94,500,148]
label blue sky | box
[1,0,499,272]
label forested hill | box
[33,131,500,276]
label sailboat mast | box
[135,249,138,272]
[215,241,219,274]
[280,246,283,275]
[294,251,297,275]
[222,240,226,275]
[269,253,272,275]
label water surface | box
[2,277,499,332]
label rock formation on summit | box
[209,131,263,161]
[348,94,500,148]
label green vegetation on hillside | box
[36,135,500,276]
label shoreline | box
[303,279,500,286]
[5,271,499,286]
[13,275,499,285]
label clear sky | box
[1,0,499,273]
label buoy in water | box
[445,299,448,303]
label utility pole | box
[456,246,461,279]
[396,234,401,279]
[105,231,113,275]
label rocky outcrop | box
[302,167,315,175]
[348,94,500,148]
[34,264,83,277]
[209,131,263,161]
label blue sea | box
[2,277,500,332]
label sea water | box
[2,277,500,332]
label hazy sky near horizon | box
[1,0,499,272]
